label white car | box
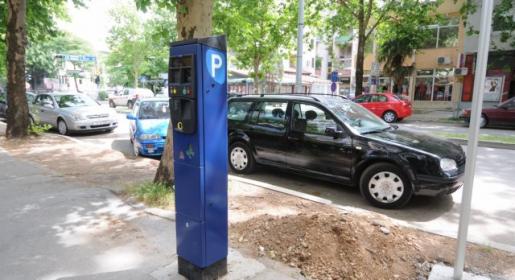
[108,88,154,109]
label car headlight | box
[139,134,161,140]
[72,113,85,121]
[440,158,457,172]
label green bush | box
[98,91,108,101]
[128,181,174,208]
[27,123,52,136]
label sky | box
[58,0,123,53]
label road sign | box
[331,71,338,83]
[331,82,337,93]
[58,54,97,62]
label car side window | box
[36,95,53,108]
[124,90,129,96]
[291,103,340,135]
[355,95,370,103]
[228,101,253,121]
[504,99,515,109]
[370,95,387,102]
[133,102,140,116]
[249,101,287,129]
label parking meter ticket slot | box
[172,98,196,134]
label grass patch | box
[127,181,174,209]
[433,131,515,145]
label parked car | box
[127,98,169,157]
[30,92,118,135]
[353,93,412,123]
[108,88,154,109]
[228,94,465,208]
[461,97,515,128]
[0,91,36,120]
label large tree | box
[329,0,397,96]
[135,0,213,185]
[5,0,28,138]
[214,0,297,94]
[376,0,438,94]
[1,0,84,138]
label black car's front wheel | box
[360,163,413,209]
[229,142,255,174]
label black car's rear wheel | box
[360,163,413,209]
[229,142,255,174]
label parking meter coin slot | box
[172,98,196,134]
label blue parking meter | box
[169,35,228,279]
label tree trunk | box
[154,0,213,186]
[253,61,260,94]
[355,22,366,96]
[6,0,29,138]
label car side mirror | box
[325,127,343,139]
[126,113,136,120]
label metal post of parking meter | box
[169,35,228,280]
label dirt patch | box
[0,135,157,192]
[230,211,515,280]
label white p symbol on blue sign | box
[206,49,225,85]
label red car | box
[354,93,412,123]
[461,97,515,128]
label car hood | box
[61,106,112,116]
[136,119,169,137]
[361,128,464,160]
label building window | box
[421,18,459,49]
[414,69,454,101]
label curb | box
[449,138,515,150]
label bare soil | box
[2,134,515,280]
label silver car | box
[30,92,118,135]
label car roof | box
[230,94,348,103]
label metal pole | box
[453,1,493,279]
[295,0,304,93]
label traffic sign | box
[331,82,337,93]
[331,71,338,83]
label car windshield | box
[138,101,170,119]
[55,94,98,108]
[316,95,391,134]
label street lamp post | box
[453,1,494,279]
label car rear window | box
[228,101,253,121]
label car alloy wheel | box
[383,111,397,123]
[231,147,248,171]
[368,171,404,204]
[229,142,255,174]
[58,120,68,135]
[360,162,413,209]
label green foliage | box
[377,0,439,90]
[459,0,515,49]
[0,0,85,79]
[98,91,108,101]
[27,123,52,136]
[106,3,176,87]
[128,181,174,208]
[214,0,298,92]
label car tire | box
[57,119,69,136]
[229,142,255,174]
[127,100,134,109]
[479,114,488,128]
[359,162,413,209]
[109,100,116,108]
[382,111,397,123]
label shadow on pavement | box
[236,166,455,223]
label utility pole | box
[295,0,304,94]
[453,0,493,279]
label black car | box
[228,94,465,208]
[0,91,36,120]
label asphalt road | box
[65,111,515,252]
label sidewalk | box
[0,148,303,280]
